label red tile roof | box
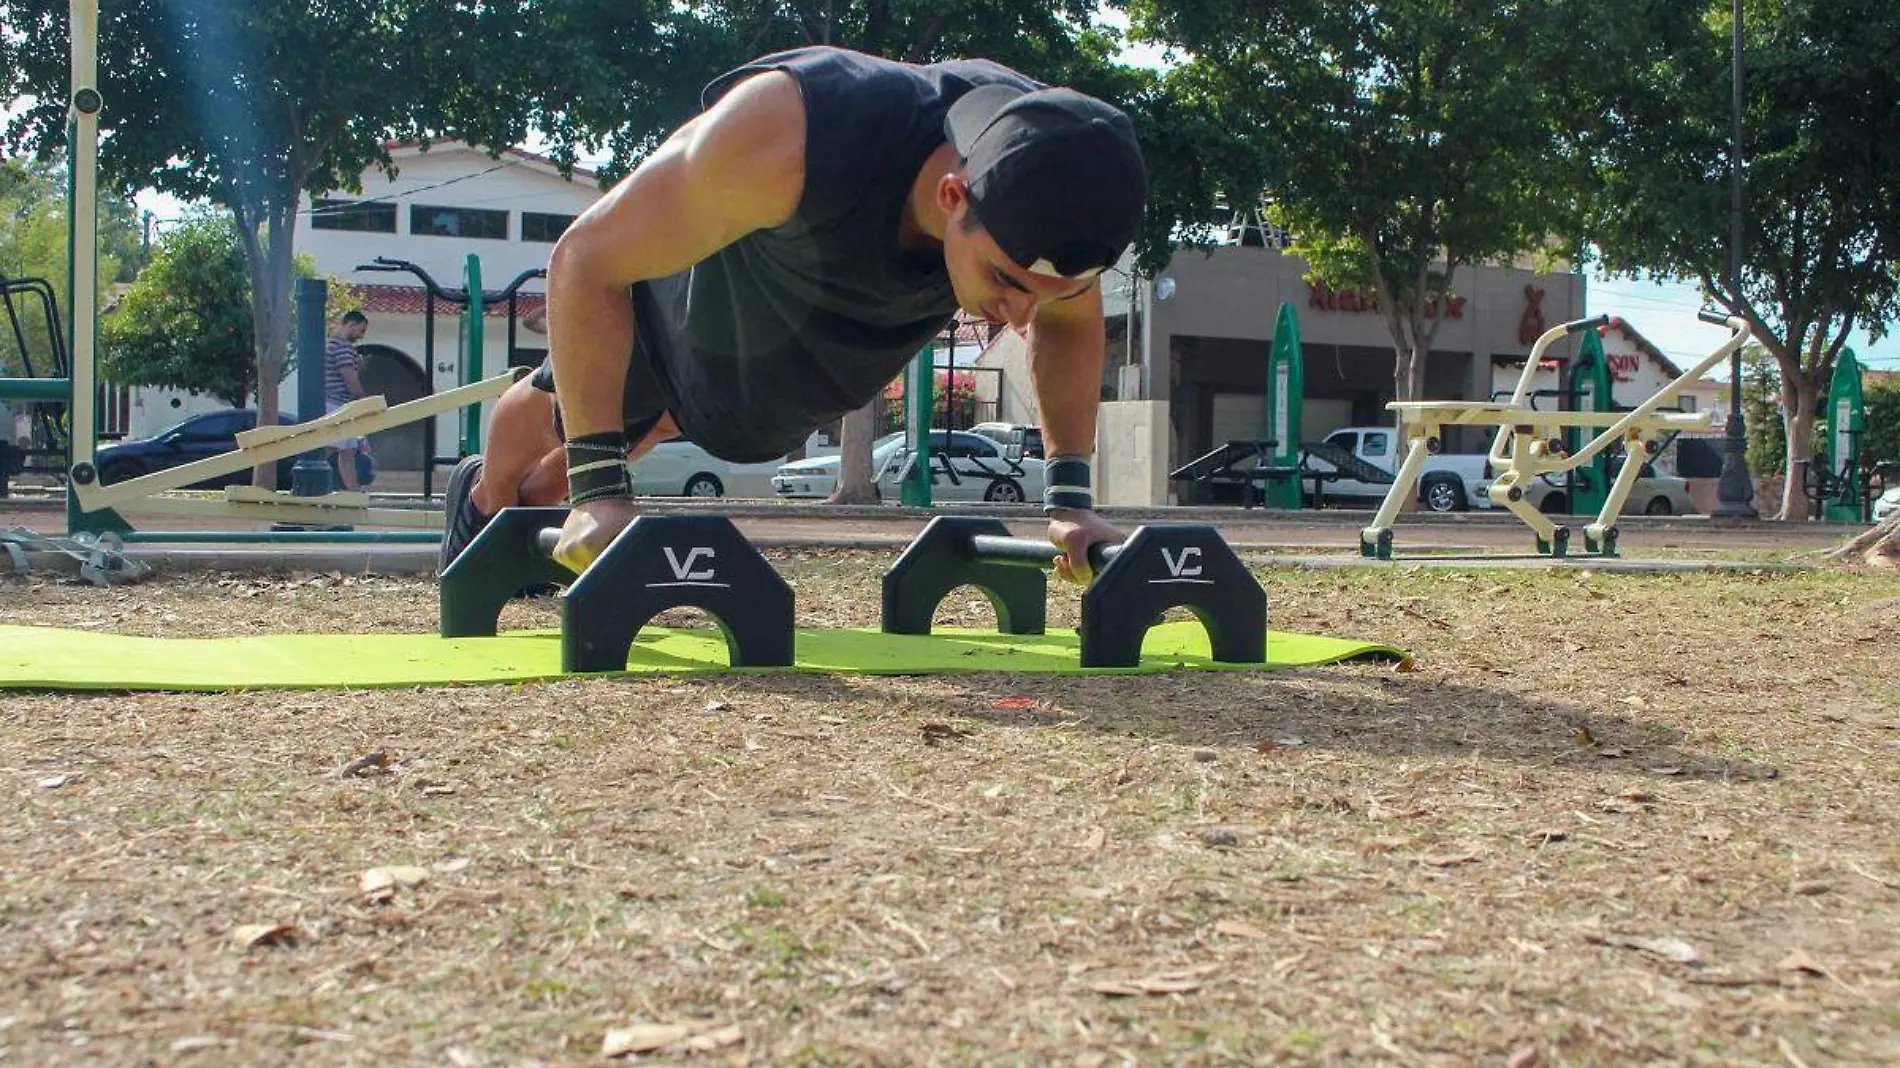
[350,283,545,319]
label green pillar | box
[460,255,484,455]
[1262,302,1304,508]
[900,344,933,506]
[1566,329,1613,515]
[1823,348,1866,523]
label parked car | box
[628,437,783,498]
[94,408,305,488]
[1522,457,1696,517]
[1302,426,1493,512]
[772,430,1045,503]
[968,421,1045,459]
[772,432,907,499]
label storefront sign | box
[1307,282,1465,319]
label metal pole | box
[290,278,335,496]
[1713,0,1758,518]
[64,0,101,532]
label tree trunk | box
[1826,512,1900,567]
[1778,375,1820,522]
[828,398,882,504]
[247,205,299,489]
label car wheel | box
[1644,497,1673,516]
[984,479,1025,504]
[1421,476,1466,513]
[99,459,145,485]
[683,473,724,498]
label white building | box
[127,141,602,486]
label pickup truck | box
[1301,426,1494,512]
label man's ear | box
[936,172,970,216]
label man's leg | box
[333,443,361,491]
[470,375,564,515]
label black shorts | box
[527,330,670,445]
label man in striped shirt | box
[324,310,370,490]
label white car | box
[772,430,1046,504]
[628,438,784,498]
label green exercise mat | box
[0,622,1405,692]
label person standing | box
[324,310,370,491]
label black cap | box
[945,83,1147,282]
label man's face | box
[939,180,1095,330]
[344,319,369,341]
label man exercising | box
[439,46,1147,583]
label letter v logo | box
[1161,546,1203,578]
[663,546,716,581]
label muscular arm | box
[1024,284,1107,463]
[545,71,808,438]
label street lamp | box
[1712,0,1757,518]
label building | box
[126,141,600,483]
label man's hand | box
[552,497,641,574]
[1047,507,1124,585]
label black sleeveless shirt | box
[631,47,1039,463]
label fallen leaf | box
[1573,727,1598,749]
[1789,880,1831,896]
[360,865,430,902]
[434,858,472,874]
[703,700,731,714]
[1393,657,1418,673]
[921,723,972,746]
[1076,826,1107,851]
[231,923,306,950]
[337,752,387,778]
[1588,932,1701,965]
[603,1023,695,1057]
[1254,738,1280,754]
[1069,885,1111,901]
[992,696,1037,710]
[37,773,78,789]
[1777,949,1827,977]
[170,1036,223,1053]
[1693,823,1734,843]
[681,1024,743,1052]
[1214,920,1270,940]
[1200,827,1242,849]
[1620,695,1650,709]
[1509,1046,1541,1068]
[1086,974,1206,997]
[1422,851,1482,867]
[1649,766,1685,776]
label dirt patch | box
[2,552,1897,1066]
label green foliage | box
[102,213,342,407]
[1740,345,1786,476]
[1578,0,1900,457]
[1866,382,1900,467]
[1128,0,1595,397]
[0,155,143,378]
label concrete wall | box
[1094,400,1168,507]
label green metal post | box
[1823,348,1866,523]
[900,345,933,507]
[1263,302,1304,508]
[461,255,483,455]
[1566,329,1613,515]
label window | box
[1362,432,1391,458]
[411,204,509,240]
[1679,395,1697,413]
[311,198,396,233]
[521,211,576,243]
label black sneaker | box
[439,454,492,575]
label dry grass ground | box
[2,552,1897,1068]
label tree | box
[2,0,525,486]
[0,154,142,378]
[1127,0,1587,411]
[1577,0,1900,521]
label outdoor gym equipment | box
[1797,349,1883,523]
[439,507,796,672]
[881,516,1267,668]
[1361,310,1752,559]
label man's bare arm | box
[1024,283,1107,463]
[545,71,808,438]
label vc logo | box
[651,546,726,587]
[1152,545,1213,585]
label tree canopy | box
[0,154,142,379]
